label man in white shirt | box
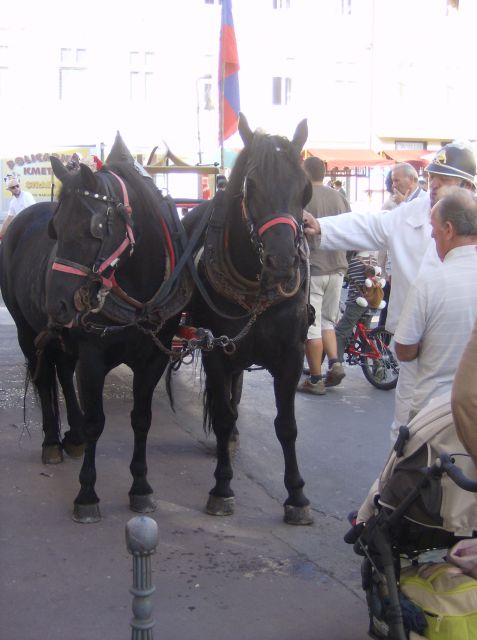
[394,187,477,421]
[302,142,477,440]
[0,176,36,239]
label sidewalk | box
[0,319,370,640]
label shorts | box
[307,273,344,340]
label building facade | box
[1,0,475,210]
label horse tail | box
[23,356,62,442]
[165,361,176,412]
[202,387,213,434]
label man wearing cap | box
[302,142,477,440]
[0,176,36,240]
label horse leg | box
[128,360,167,513]
[72,353,106,523]
[230,371,243,444]
[55,352,85,458]
[273,374,313,525]
[204,362,238,516]
[16,323,63,464]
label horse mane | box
[56,160,166,226]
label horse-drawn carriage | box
[0,114,313,526]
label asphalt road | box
[0,303,394,640]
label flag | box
[218,0,240,144]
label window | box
[129,50,156,101]
[395,141,427,150]
[340,0,352,15]
[272,77,292,105]
[59,47,87,100]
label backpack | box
[400,562,477,639]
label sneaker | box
[325,362,345,387]
[297,378,326,395]
[303,367,310,375]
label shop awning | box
[381,149,431,167]
[305,148,392,170]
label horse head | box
[227,113,311,293]
[46,154,137,327]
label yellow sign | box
[2,147,96,201]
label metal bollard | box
[125,516,159,640]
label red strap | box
[258,216,298,237]
[52,262,88,277]
[52,261,115,289]
[97,237,131,274]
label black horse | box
[3,134,193,523]
[183,114,313,525]
[0,201,85,464]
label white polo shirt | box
[394,245,477,417]
[8,190,36,216]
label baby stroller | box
[345,392,477,639]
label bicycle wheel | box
[360,326,399,390]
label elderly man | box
[302,142,477,440]
[390,162,427,205]
[394,188,477,422]
[0,176,35,239]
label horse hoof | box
[63,441,85,459]
[284,504,314,526]
[73,503,101,524]
[42,445,63,465]
[130,494,157,513]
[206,495,235,516]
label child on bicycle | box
[328,251,381,387]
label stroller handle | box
[436,452,477,492]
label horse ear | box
[50,156,70,184]
[106,131,135,165]
[291,119,308,153]
[238,113,253,147]
[79,163,98,191]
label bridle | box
[51,171,135,291]
[239,175,304,257]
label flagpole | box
[220,61,225,170]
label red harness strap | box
[52,171,135,289]
[257,216,298,237]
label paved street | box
[0,303,394,640]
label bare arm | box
[394,341,419,362]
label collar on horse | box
[203,190,309,317]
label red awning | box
[305,148,392,170]
[381,149,430,167]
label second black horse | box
[183,114,314,525]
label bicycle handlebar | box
[434,452,477,493]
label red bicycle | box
[344,320,399,390]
